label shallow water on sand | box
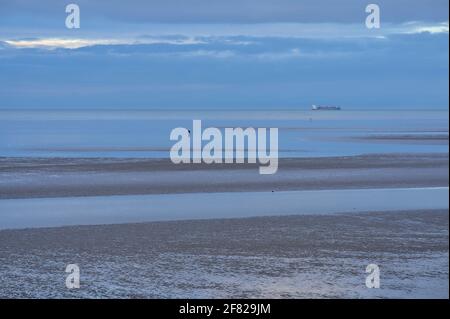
[1,187,448,230]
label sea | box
[0,108,448,158]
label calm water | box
[0,187,448,229]
[0,109,448,158]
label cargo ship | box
[312,104,341,110]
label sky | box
[0,0,448,109]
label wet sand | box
[0,210,448,298]
[0,153,448,199]
[0,152,448,298]
[353,134,449,145]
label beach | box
[0,152,448,298]
[0,109,448,298]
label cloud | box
[2,21,448,51]
[181,50,236,58]
[405,22,449,34]
[5,38,125,49]
[4,37,206,49]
